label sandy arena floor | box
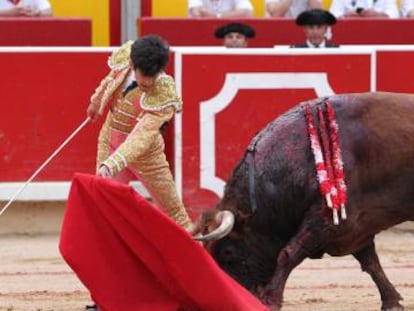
[0,224,412,311]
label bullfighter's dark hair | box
[130,35,170,77]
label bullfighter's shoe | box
[85,303,99,311]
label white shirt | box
[306,40,327,47]
[265,0,322,18]
[400,0,414,16]
[0,0,51,11]
[329,0,399,18]
[188,0,254,15]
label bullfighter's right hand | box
[97,165,112,178]
[87,102,100,122]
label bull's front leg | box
[256,244,302,311]
[353,241,404,311]
[257,212,331,311]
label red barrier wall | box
[171,47,414,214]
[1,47,414,206]
[0,18,92,46]
[140,18,414,47]
[0,49,111,181]
[377,50,414,93]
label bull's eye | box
[218,245,238,263]
[223,248,234,258]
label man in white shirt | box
[401,0,414,17]
[188,0,254,18]
[265,0,323,18]
[329,0,399,18]
[0,0,52,17]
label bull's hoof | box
[381,302,404,311]
[258,295,282,311]
[85,304,100,311]
[256,287,283,310]
[268,304,282,311]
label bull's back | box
[248,92,414,238]
[329,92,414,149]
[315,93,414,254]
[329,92,414,189]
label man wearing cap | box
[214,22,255,48]
[291,8,339,48]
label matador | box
[86,39,192,231]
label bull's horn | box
[193,210,235,242]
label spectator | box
[214,22,255,47]
[401,0,414,17]
[291,9,339,48]
[266,0,323,18]
[330,0,399,18]
[0,0,52,17]
[188,0,254,18]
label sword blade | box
[0,117,91,217]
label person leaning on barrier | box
[401,0,414,17]
[329,0,399,18]
[265,0,323,18]
[188,0,254,18]
[291,9,339,48]
[214,22,255,47]
[0,0,52,17]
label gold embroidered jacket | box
[90,41,133,114]
[102,74,182,176]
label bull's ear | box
[217,244,239,263]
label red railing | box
[0,18,92,46]
[139,18,414,47]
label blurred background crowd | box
[1,0,414,48]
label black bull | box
[194,92,414,311]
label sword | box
[0,117,91,217]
